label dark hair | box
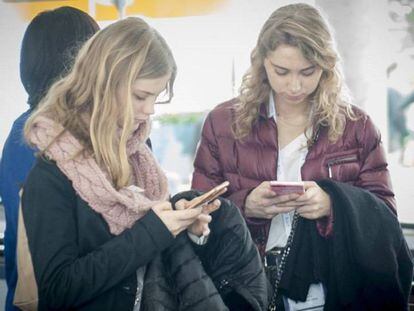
[20,6,99,109]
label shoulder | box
[22,157,78,218]
[0,110,36,182]
[25,156,74,195]
[207,98,238,123]
[13,109,32,129]
[344,105,381,145]
[2,110,33,154]
[8,110,32,143]
[202,98,238,135]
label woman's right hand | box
[245,182,300,219]
[152,201,203,237]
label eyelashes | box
[134,94,146,101]
[275,69,289,76]
[274,69,316,76]
[301,69,316,76]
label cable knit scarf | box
[27,116,169,235]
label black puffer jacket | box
[141,190,270,311]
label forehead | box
[266,44,313,69]
[132,73,171,93]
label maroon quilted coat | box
[191,99,396,256]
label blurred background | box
[1,0,414,308]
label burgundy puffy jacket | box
[191,99,396,256]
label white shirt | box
[265,94,308,251]
[264,94,325,311]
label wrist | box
[187,231,209,245]
[244,199,253,216]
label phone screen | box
[270,181,305,195]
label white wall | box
[316,0,390,146]
[0,3,29,149]
[0,0,314,149]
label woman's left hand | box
[280,181,331,220]
[175,199,220,236]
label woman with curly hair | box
[192,3,412,310]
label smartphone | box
[270,181,305,196]
[186,181,230,210]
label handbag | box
[13,192,39,311]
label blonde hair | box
[233,3,355,142]
[25,17,177,189]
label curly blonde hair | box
[25,17,177,189]
[233,3,355,143]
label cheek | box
[134,107,146,119]
[267,73,285,93]
[134,99,154,116]
[131,100,140,116]
[304,75,322,93]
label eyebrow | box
[269,60,315,72]
[134,89,156,96]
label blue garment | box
[0,110,36,311]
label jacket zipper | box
[327,154,358,178]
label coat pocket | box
[325,151,360,182]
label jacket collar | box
[258,102,270,119]
[258,92,274,120]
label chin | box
[285,99,303,105]
[286,95,308,104]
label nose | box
[288,76,302,94]
[143,100,155,116]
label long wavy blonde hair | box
[25,17,177,189]
[233,3,355,142]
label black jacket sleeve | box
[22,158,174,310]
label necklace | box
[275,100,311,128]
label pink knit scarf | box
[27,116,169,235]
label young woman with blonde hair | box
[19,17,268,311]
[192,3,412,310]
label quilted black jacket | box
[140,191,270,311]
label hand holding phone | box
[270,181,305,196]
[186,181,230,210]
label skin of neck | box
[273,92,310,120]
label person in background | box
[0,7,99,310]
[192,3,412,310]
[18,17,268,311]
[400,91,414,166]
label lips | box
[134,118,149,125]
